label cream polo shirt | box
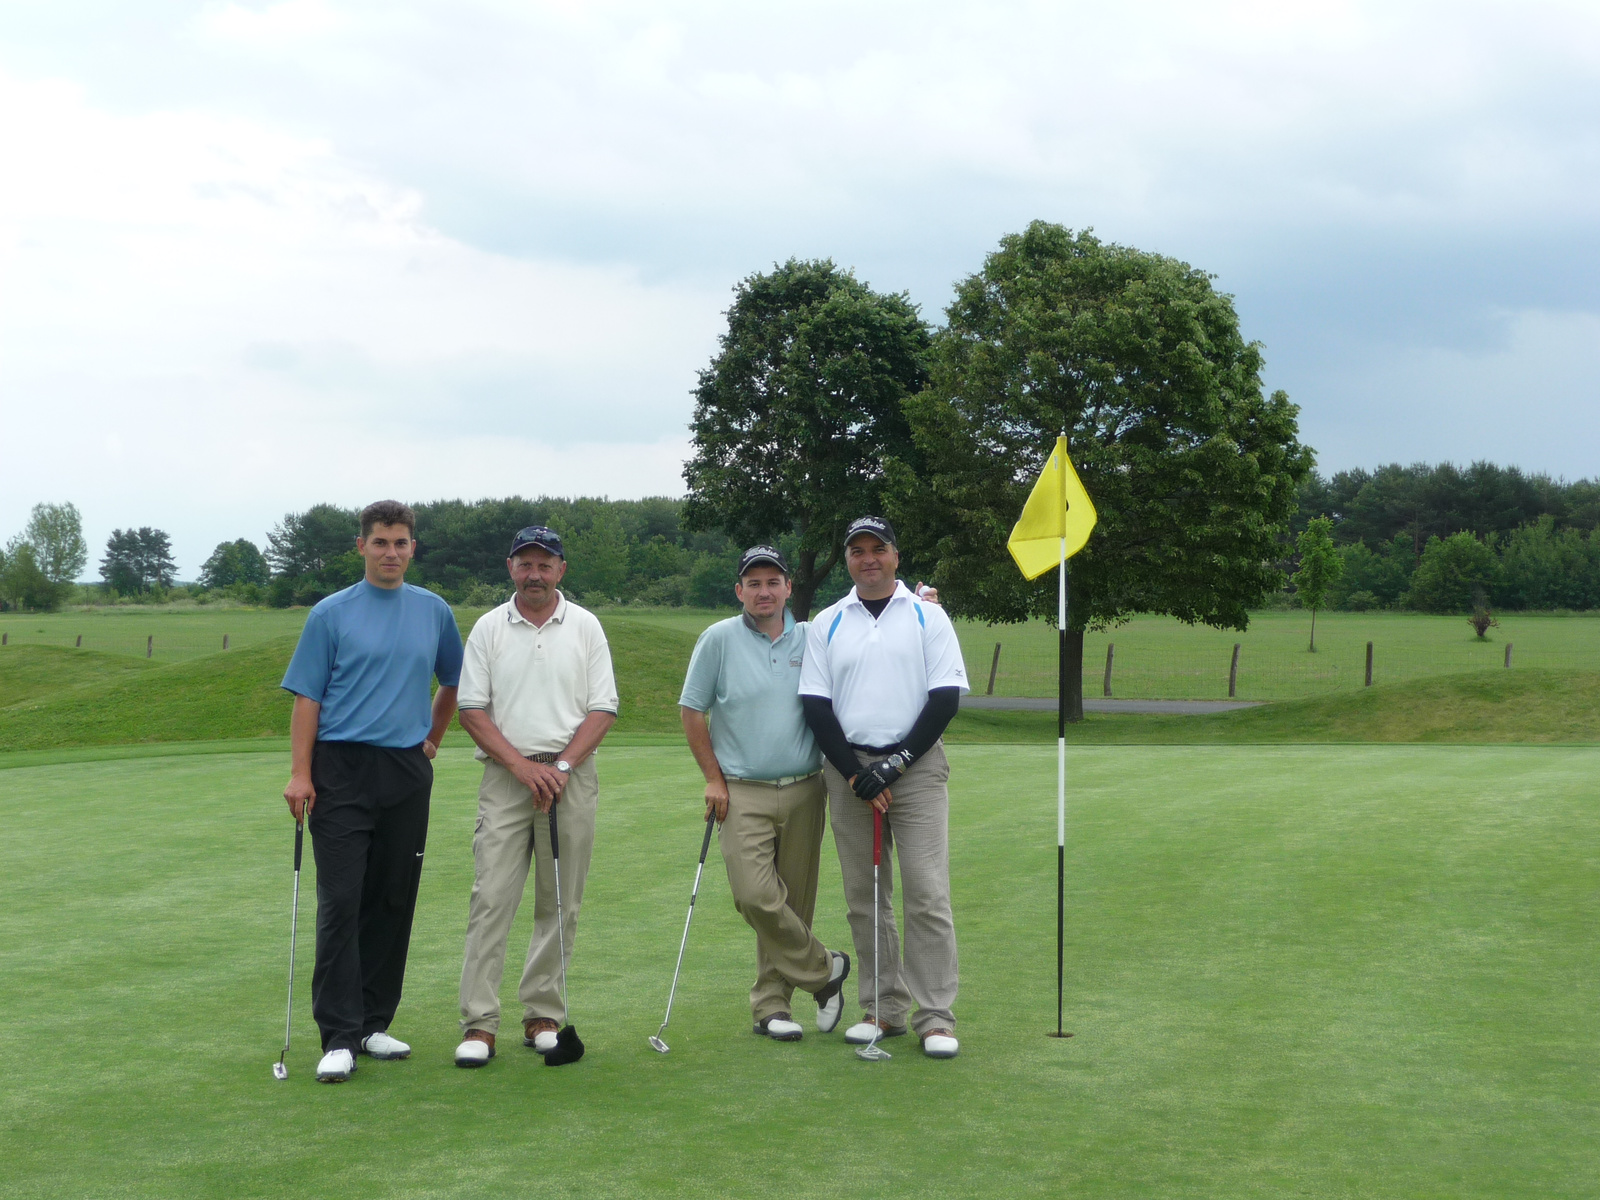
[457,591,620,758]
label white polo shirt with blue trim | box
[798,580,969,746]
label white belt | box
[727,771,821,788]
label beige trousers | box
[459,757,597,1034]
[719,774,830,1022]
[824,742,957,1036]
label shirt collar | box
[844,580,911,609]
[507,590,567,626]
[741,608,796,637]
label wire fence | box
[0,629,279,662]
[957,615,1600,701]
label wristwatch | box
[555,760,572,776]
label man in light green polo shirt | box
[679,545,852,1041]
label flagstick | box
[1056,535,1068,1038]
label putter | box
[272,818,305,1080]
[543,803,585,1065]
[856,807,891,1061]
[649,813,717,1053]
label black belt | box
[525,753,558,764]
[850,743,899,757]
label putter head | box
[648,1035,669,1054]
[855,1041,892,1061]
[272,1060,288,1080]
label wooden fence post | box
[147,635,153,659]
[1103,643,1115,697]
[1504,642,1513,668]
[1,632,6,646]
[223,634,230,650]
[76,635,82,647]
[1365,641,1374,687]
[986,643,1002,696]
[1228,643,1240,698]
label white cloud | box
[1,0,1599,572]
[0,67,721,574]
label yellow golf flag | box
[1006,436,1097,580]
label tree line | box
[8,219,1597,700]
[1289,462,1600,613]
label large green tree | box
[99,527,177,594]
[199,539,270,590]
[682,258,932,619]
[23,502,87,588]
[888,222,1311,717]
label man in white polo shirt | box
[451,525,619,1068]
[799,516,969,1059]
[679,545,851,1042]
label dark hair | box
[360,500,416,539]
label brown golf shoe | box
[524,1018,560,1052]
[454,1029,495,1068]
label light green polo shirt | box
[679,610,822,781]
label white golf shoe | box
[921,1029,959,1059]
[754,1013,804,1041]
[315,1048,356,1082]
[360,1031,411,1060]
[812,950,851,1033]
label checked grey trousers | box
[458,757,598,1034]
[823,742,957,1036]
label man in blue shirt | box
[281,500,464,1083]
[680,546,851,1041]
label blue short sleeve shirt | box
[281,580,464,748]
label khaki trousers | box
[719,774,830,1022]
[824,742,957,1036]
[459,757,598,1034]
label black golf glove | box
[852,752,910,801]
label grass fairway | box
[2,744,1595,1198]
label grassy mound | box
[0,619,699,751]
[950,667,1600,743]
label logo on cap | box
[738,545,789,576]
[844,516,897,548]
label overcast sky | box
[2,0,1597,577]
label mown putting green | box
[2,743,1594,1198]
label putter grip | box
[293,820,304,871]
[698,813,715,861]
[872,808,883,866]
[548,807,560,859]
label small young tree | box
[1293,516,1344,652]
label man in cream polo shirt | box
[452,525,619,1068]
[679,545,851,1042]
[799,516,969,1059]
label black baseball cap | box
[843,516,897,548]
[737,545,789,577]
[508,526,564,559]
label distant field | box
[957,610,1600,700]
[6,603,1598,702]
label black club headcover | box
[543,1024,585,1066]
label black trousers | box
[308,741,433,1053]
